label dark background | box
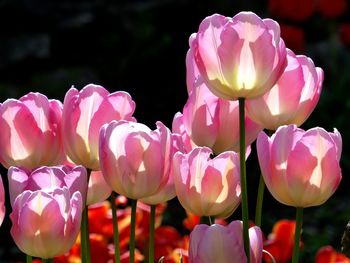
[0,0,350,262]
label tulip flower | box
[189,221,263,263]
[172,112,195,153]
[8,165,87,206]
[0,92,64,170]
[100,120,173,262]
[10,187,83,259]
[173,147,241,218]
[257,125,342,262]
[182,79,262,154]
[86,170,112,205]
[99,120,173,200]
[257,125,342,208]
[0,175,5,226]
[62,84,136,170]
[246,49,323,130]
[263,220,298,263]
[316,246,350,263]
[189,11,287,100]
[268,0,315,22]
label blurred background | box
[0,0,350,262]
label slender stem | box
[149,205,156,263]
[130,199,138,263]
[208,216,213,225]
[292,207,304,263]
[238,97,250,263]
[41,259,52,263]
[254,174,265,227]
[111,192,121,263]
[26,255,32,263]
[80,169,92,263]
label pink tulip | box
[257,125,342,207]
[99,120,173,200]
[8,166,87,206]
[0,92,64,170]
[190,12,287,100]
[86,170,112,205]
[63,160,112,205]
[189,221,263,263]
[0,176,5,226]
[10,187,83,258]
[173,147,241,218]
[182,83,262,154]
[62,84,136,170]
[246,49,324,130]
[172,112,195,153]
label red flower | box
[317,0,347,18]
[268,0,315,21]
[280,24,305,53]
[263,220,301,263]
[315,246,350,262]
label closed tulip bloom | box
[189,221,263,263]
[8,165,87,206]
[0,92,64,170]
[0,176,5,226]
[173,147,241,218]
[183,82,262,154]
[257,125,342,207]
[10,187,83,259]
[62,84,136,170]
[190,12,287,100]
[99,120,173,200]
[246,49,323,130]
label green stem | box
[208,216,213,225]
[254,174,265,227]
[41,259,52,263]
[149,205,156,263]
[292,207,304,263]
[80,169,91,263]
[26,255,32,263]
[238,97,250,263]
[130,199,138,263]
[111,192,121,263]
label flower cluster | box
[0,10,346,263]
